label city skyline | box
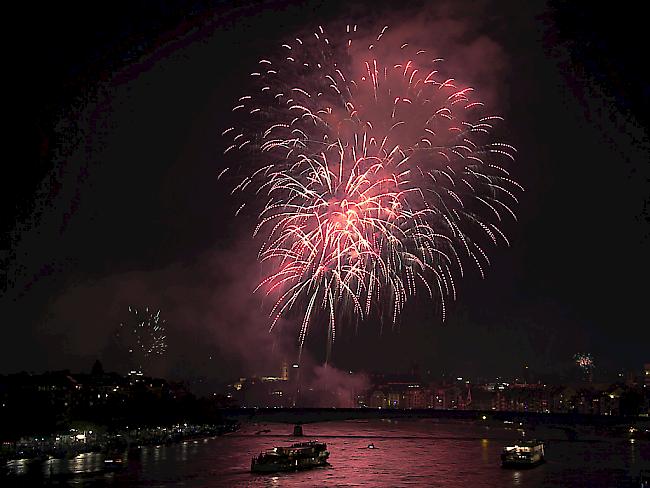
[2,359,647,414]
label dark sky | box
[2,0,648,387]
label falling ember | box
[222,25,521,352]
[116,305,168,372]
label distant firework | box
[116,306,167,371]
[574,353,595,372]
[222,24,521,350]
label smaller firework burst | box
[116,305,167,372]
[574,353,595,382]
[574,353,595,371]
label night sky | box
[2,1,648,389]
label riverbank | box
[0,420,239,464]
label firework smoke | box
[222,24,521,352]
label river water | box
[4,419,649,487]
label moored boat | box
[251,441,329,473]
[103,455,126,472]
[501,440,545,468]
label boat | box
[103,456,126,472]
[500,440,545,468]
[251,441,329,473]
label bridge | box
[220,407,646,427]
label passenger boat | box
[251,441,329,473]
[500,440,545,468]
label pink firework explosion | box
[222,24,521,351]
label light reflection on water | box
[2,419,649,487]
[481,437,490,464]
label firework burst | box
[116,305,167,371]
[574,353,595,372]
[222,24,521,351]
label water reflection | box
[481,438,490,464]
[43,457,64,476]
[630,439,637,465]
[8,459,28,476]
[180,440,188,462]
[3,420,648,487]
